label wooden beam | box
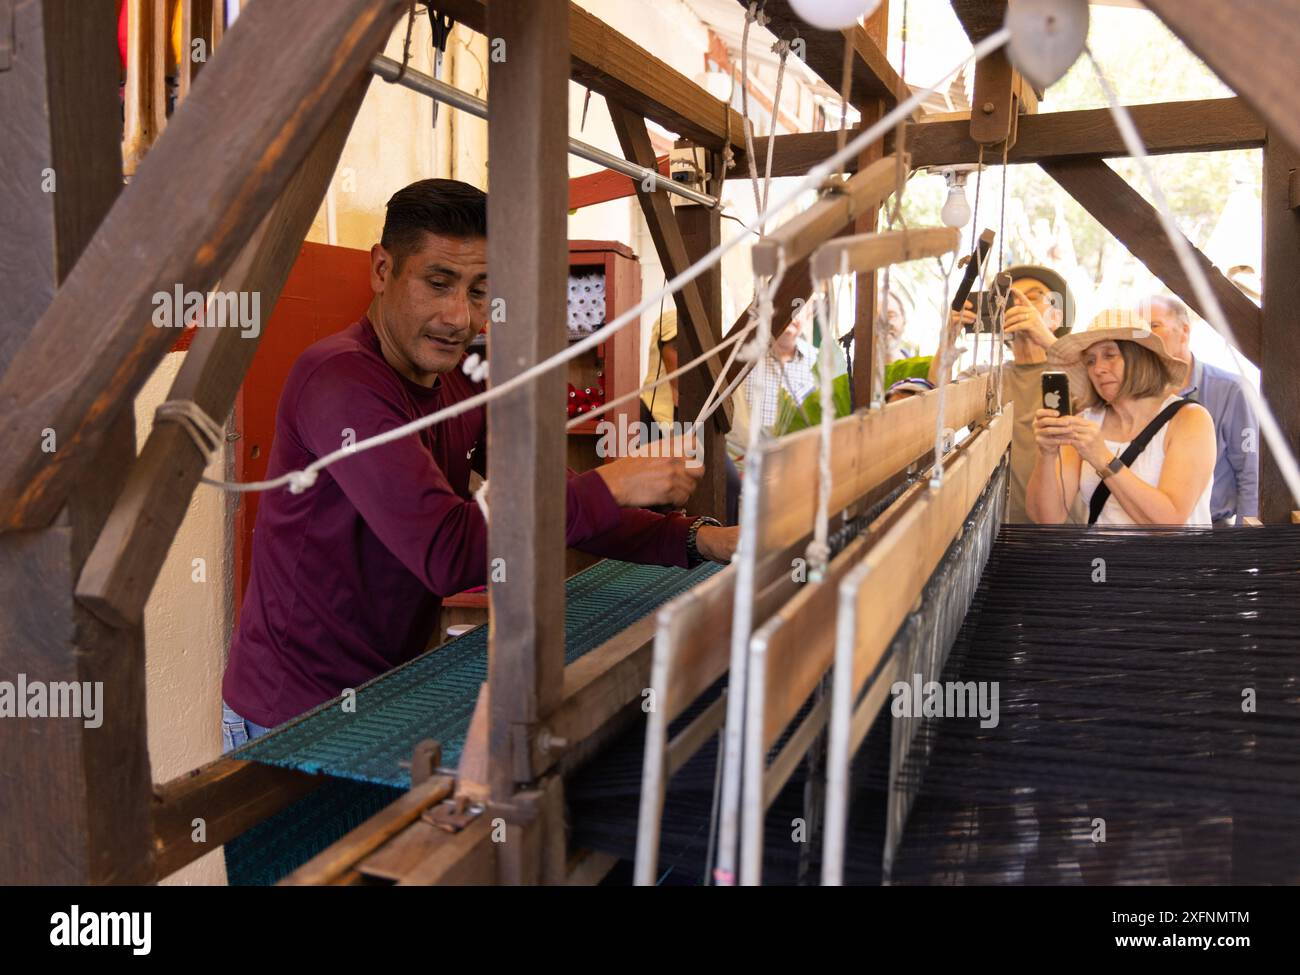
[279,776,456,885]
[752,475,927,752]
[849,2,890,406]
[752,0,908,109]
[151,758,324,880]
[189,0,223,84]
[1041,156,1262,363]
[75,76,373,630]
[568,155,668,211]
[676,195,729,516]
[122,0,168,176]
[852,102,887,409]
[742,98,1265,176]
[969,48,1022,147]
[485,0,570,799]
[1144,0,1300,158]
[950,0,1009,43]
[610,105,731,430]
[537,612,658,773]
[751,153,908,277]
[0,0,154,885]
[394,815,497,885]
[811,226,960,280]
[434,0,747,157]
[1260,134,1300,522]
[1,0,125,365]
[0,0,407,532]
[490,775,567,884]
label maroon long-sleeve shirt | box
[223,316,691,727]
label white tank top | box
[1078,395,1213,527]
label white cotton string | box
[935,152,994,481]
[697,356,755,430]
[157,400,224,462]
[188,27,1012,498]
[740,3,766,224]
[872,266,890,408]
[746,273,783,449]
[806,273,838,583]
[568,312,758,432]
[1087,47,1300,510]
[696,313,756,425]
[992,139,1010,415]
[761,38,791,222]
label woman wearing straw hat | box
[1027,310,1216,527]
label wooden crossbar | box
[436,0,748,157]
[0,0,408,532]
[754,374,988,554]
[751,154,909,277]
[76,75,373,630]
[742,98,1265,177]
[151,758,325,881]
[841,410,1011,693]
[810,226,960,281]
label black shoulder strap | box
[1088,398,1196,525]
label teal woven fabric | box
[225,779,403,886]
[232,559,721,788]
[225,559,718,885]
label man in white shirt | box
[744,316,817,432]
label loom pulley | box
[1005,0,1090,90]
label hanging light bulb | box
[788,0,882,32]
[940,171,972,228]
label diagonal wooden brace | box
[610,103,732,431]
[75,76,373,630]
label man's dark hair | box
[381,178,486,273]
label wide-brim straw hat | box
[1048,308,1189,404]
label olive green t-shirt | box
[1002,361,1083,524]
[1003,362,1046,523]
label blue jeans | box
[222,701,272,754]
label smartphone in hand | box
[1041,370,1072,415]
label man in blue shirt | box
[1143,295,1259,524]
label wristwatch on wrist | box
[1096,454,1124,480]
[686,516,722,567]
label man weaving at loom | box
[222,179,738,747]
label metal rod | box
[369,54,719,208]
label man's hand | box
[929,301,975,385]
[944,301,976,345]
[595,453,703,508]
[695,524,739,563]
[1004,288,1058,349]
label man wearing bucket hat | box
[934,263,1077,523]
[1026,309,1216,527]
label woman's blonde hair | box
[1075,340,1181,411]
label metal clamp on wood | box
[424,795,484,834]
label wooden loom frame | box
[0,0,1297,886]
